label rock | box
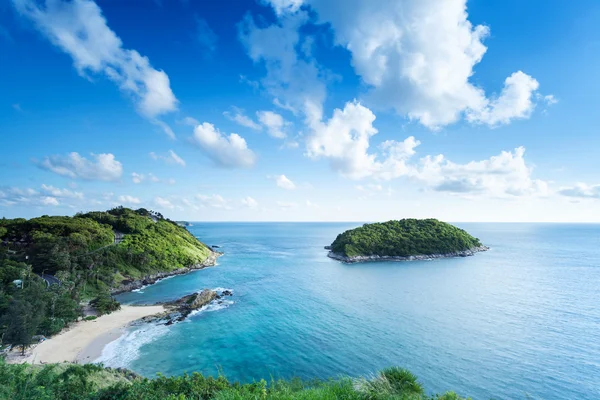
[324,245,332,250]
[327,245,489,263]
[221,289,233,296]
[211,245,220,248]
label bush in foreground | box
[0,361,471,400]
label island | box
[327,219,488,263]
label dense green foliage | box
[0,361,470,400]
[0,260,81,353]
[0,207,212,351]
[330,219,482,258]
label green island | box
[328,219,488,263]
[0,361,470,400]
[0,207,217,349]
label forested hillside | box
[0,207,212,352]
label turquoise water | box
[105,223,600,399]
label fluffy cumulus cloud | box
[257,111,288,138]
[150,150,186,167]
[13,0,178,133]
[305,101,418,180]
[259,0,544,129]
[558,183,600,199]
[304,101,546,197]
[274,174,296,190]
[191,122,257,168]
[417,147,548,197]
[118,195,141,204]
[38,152,123,181]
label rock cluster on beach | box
[327,245,489,263]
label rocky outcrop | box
[327,245,489,263]
[111,251,222,294]
[140,288,233,325]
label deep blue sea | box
[102,223,600,399]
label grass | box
[0,361,472,400]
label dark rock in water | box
[211,245,220,248]
[221,289,233,296]
[324,245,332,250]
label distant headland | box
[327,219,488,263]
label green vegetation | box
[330,219,483,258]
[0,361,470,400]
[0,207,212,353]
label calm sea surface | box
[104,223,600,399]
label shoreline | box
[111,250,222,294]
[7,305,165,365]
[327,245,489,263]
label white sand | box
[10,305,164,365]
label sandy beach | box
[9,305,164,365]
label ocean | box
[100,222,600,399]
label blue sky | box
[1,0,600,222]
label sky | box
[1,0,600,222]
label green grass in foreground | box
[0,361,470,400]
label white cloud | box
[558,183,600,199]
[132,172,144,184]
[152,119,176,139]
[257,0,544,129]
[303,102,546,197]
[118,195,141,204]
[274,174,296,190]
[40,184,84,199]
[155,196,174,209]
[40,196,59,206]
[306,101,418,180]
[242,196,259,208]
[544,94,558,106]
[13,0,178,125]
[264,0,304,15]
[238,10,326,122]
[196,194,230,209]
[257,110,288,138]
[224,108,262,131]
[149,150,186,167]
[467,71,540,126]
[180,116,199,126]
[39,152,123,181]
[0,185,87,207]
[191,122,257,168]
[131,172,173,184]
[417,147,549,198]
